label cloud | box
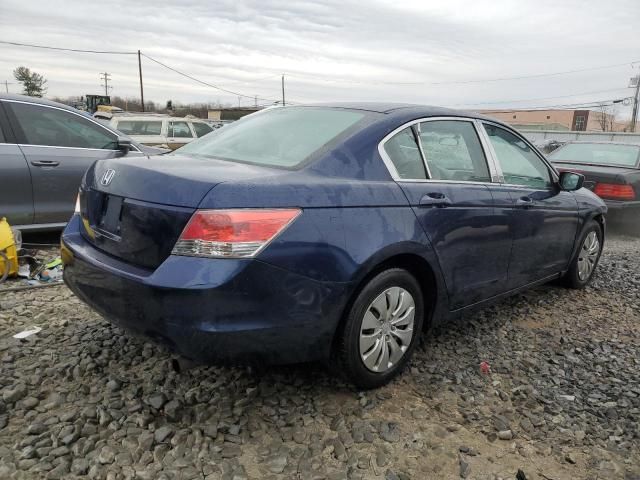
[1,0,638,116]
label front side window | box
[116,120,162,136]
[169,121,193,138]
[383,127,426,179]
[8,102,117,149]
[418,120,490,182]
[192,122,213,138]
[483,123,552,189]
[177,107,366,168]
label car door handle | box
[30,160,60,168]
[419,192,452,207]
[515,196,535,208]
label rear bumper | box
[61,215,351,365]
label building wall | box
[480,109,628,132]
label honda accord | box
[61,103,606,388]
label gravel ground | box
[0,234,639,480]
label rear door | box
[480,122,579,288]
[167,120,194,149]
[4,100,124,224]
[380,118,510,309]
[0,101,33,226]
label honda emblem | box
[100,169,116,186]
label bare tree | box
[13,66,47,97]
[595,103,617,132]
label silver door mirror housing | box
[117,137,133,153]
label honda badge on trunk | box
[101,169,116,186]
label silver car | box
[0,94,167,231]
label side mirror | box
[117,136,133,154]
[559,171,584,191]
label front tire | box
[333,268,424,389]
[563,220,603,289]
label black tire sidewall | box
[338,268,424,389]
[566,221,603,288]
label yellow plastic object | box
[0,217,19,279]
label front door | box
[480,122,579,288]
[4,100,123,224]
[381,118,511,310]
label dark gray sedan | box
[549,141,640,233]
[0,94,167,231]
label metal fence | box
[520,129,640,145]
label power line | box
[141,53,283,103]
[472,98,627,113]
[287,59,640,86]
[0,40,136,55]
[456,87,632,107]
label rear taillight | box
[593,183,635,201]
[172,209,301,258]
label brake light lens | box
[172,209,301,258]
[593,183,635,201]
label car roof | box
[298,102,498,122]
[112,115,206,122]
[0,93,88,113]
[562,141,640,148]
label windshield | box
[550,143,640,168]
[175,107,366,168]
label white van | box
[109,115,214,150]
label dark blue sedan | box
[61,103,606,388]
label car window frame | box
[191,121,214,138]
[3,99,141,152]
[478,120,559,188]
[378,116,501,185]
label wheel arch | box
[334,246,445,350]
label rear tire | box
[562,220,603,289]
[333,268,424,389]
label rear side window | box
[418,120,490,182]
[169,121,193,138]
[383,127,426,179]
[483,123,552,188]
[8,102,117,149]
[116,120,162,136]
[192,122,213,138]
[177,107,365,168]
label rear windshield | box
[175,107,366,168]
[550,143,640,168]
[116,120,163,136]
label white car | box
[109,115,214,150]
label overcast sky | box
[1,0,638,117]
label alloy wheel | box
[577,231,600,281]
[359,286,415,372]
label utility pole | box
[630,71,640,132]
[254,95,257,107]
[138,50,145,112]
[281,74,285,106]
[2,80,11,93]
[99,72,111,96]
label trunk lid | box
[80,154,286,269]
